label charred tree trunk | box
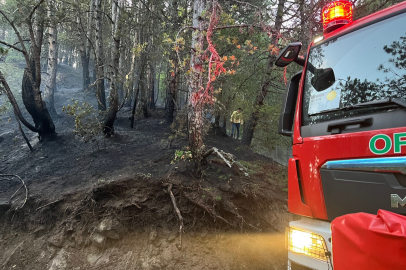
[103,0,123,136]
[130,87,140,128]
[94,0,106,111]
[21,5,56,140]
[241,0,286,146]
[148,63,156,109]
[140,71,149,118]
[138,28,148,119]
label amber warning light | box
[322,1,353,33]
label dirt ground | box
[0,64,293,270]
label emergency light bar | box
[322,0,353,33]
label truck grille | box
[288,260,314,270]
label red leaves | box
[283,66,288,86]
[190,2,226,107]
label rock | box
[48,232,66,248]
[161,243,182,267]
[149,230,158,242]
[90,233,106,248]
[167,234,176,243]
[98,218,117,231]
[87,253,109,266]
[104,230,120,240]
[220,183,231,192]
[72,232,85,247]
[200,230,208,238]
[0,200,10,212]
[48,249,68,270]
[97,218,121,239]
[34,226,46,238]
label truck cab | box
[276,1,406,269]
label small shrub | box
[173,149,192,162]
[63,100,104,149]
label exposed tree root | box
[168,183,184,250]
[183,192,234,227]
[36,199,64,211]
[0,174,28,209]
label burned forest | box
[0,0,401,269]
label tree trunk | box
[103,0,123,136]
[82,0,95,92]
[241,0,286,146]
[94,0,106,111]
[127,30,139,107]
[21,6,56,140]
[188,0,206,174]
[166,58,178,123]
[44,6,58,117]
[139,69,149,118]
[148,63,156,109]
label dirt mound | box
[1,163,291,269]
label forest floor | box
[0,64,293,270]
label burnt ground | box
[0,64,293,270]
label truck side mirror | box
[279,71,302,137]
[275,42,302,67]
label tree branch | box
[0,72,40,133]
[28,0,46,22]
[0,41,25,54]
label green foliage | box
[173,149,192,162]
[0,103,8,115]
[0,99,11,116]
[63,100,104,146]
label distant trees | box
[0,0,402,157]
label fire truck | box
[275,1,406,269]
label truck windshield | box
[302,13,406,126]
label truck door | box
[294,12,406,220]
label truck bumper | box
[286,217,332,270]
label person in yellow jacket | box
[230,108,243,139]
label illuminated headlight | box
[286,227,328,261]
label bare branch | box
[0,71,40,133]
[0,41,25,54]
[230,0,261,9]
[28,0,46,21]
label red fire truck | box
[275,1,406,269]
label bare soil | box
[0,64,293,270]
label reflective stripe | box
[321,156,406,174]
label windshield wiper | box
[310,98,406,116]
[349,98,406,109]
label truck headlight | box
[286,227,328,261]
